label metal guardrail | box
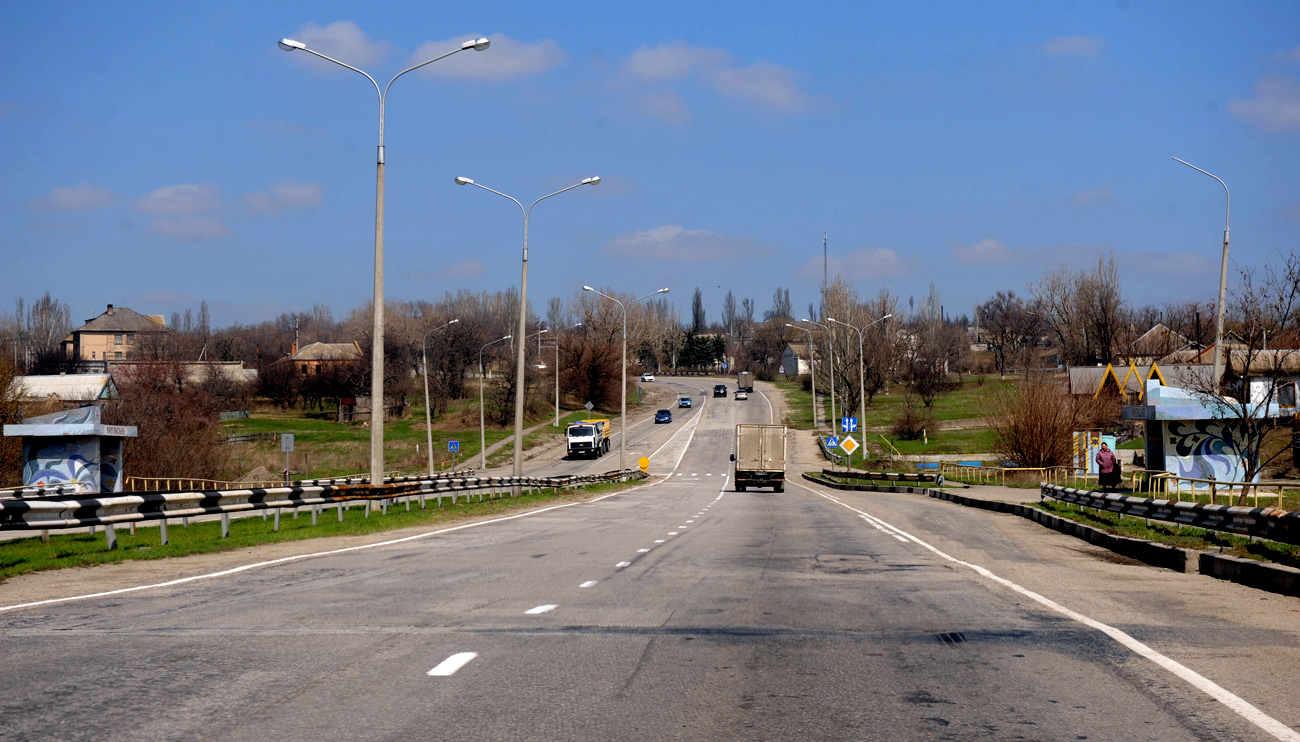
[0,482,84,499]
[1039,483,1300,545]
[0,469,647,547]
[1122,470,1290,509]
[817,436,847,466]
[821,469,941,484]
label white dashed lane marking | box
[525,604,557,615]
[428,652,478,676]
[580,581,598,588]
[638,548,650,553]
[655,539,665,543]
[616,561,631,568]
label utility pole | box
[822,232,828,290]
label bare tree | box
[978,290,1040,377]
[691,288,706,333]
[1030,254,1126,366]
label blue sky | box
[3,1,1298,328]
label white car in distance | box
[640,373,655,382]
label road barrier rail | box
[0,482,84,499]
[821,469,941,484]
[0,469,645,534]
[1039,482,1300,546]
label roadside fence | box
[1,469,646,550]
[1040,482,1300,545]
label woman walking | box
[1096,442,1120,491]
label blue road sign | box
[841,417,858,433]
[448,441,460,453]
[826,436,839,448]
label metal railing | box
[939,463,1078,487]
[1040,482,1300,545]
[1,469,647,548]
[1124,470,1289,509]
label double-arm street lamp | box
[827,314,892,466]
[478,334,512,469]
[456,176,601,481]
[800,319,835,432]
[278,34,490,488]
[583,286,671,471]
[421,318,459,476]
[1172,156,1230,390]
[786,323,819,428]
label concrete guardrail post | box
[221,513,230,538]
[160,518,169,546]
[105,523,116,550]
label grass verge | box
[0,478,643,583]
[1036,500,1300,569]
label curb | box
[928,489,1300,598]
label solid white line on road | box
[795,481,1300,742]
[525,604,557,615]
[428,652,478,676]
[616,561,631,568]
[580,580,598,588]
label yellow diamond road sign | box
[840,436,859,455]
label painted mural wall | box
[1162,420,1250,489]
[22,438,103,493]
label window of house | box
[126,352,134,361]
[115,352,123,360]
[114,334,123,345]
[126,334,134,344]
[302,364,309,374]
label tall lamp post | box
[278,34,489,488]
[553,322,583,426]
[800,319,835,432]
[456,176,601,482]
[421,318,459,476]
[478,334,512,469]
[583,286,670,471]
[1172,156,1230,390]
[786,323,818,428]
[827,314,892,467]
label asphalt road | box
[2,378,1299,741]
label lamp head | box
[582,176,602,186]
[449,318,459,325]
[463,37,491,51]
[658,288,670,294]
[882,314,893,320]
[455,176,473,186]
[503,334,511,340]
[574,322,584,328]
[582,285,594,292]
[278,38,305,52]
[800,318,810,323]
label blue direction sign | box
[826,436,839,448]
[841,417,858,433]
[448,441,460,453]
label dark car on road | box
[655,409,673,423]
[713,384,728,397]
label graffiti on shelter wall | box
[22,439,101,493]
[1165,419,1248,487]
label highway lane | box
[1,381,1298,740]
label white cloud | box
[290,21,393,68]
[1227,76,1300,132]
[622,41,730,81]
[799,247,906,280]
[1269,45,1300,63]
[632,90,689,125]
[616,41,817,115]
[26,184,117,211]
[411,34,565,80]
[1038,35,1104,59]
[244,178,323,214]
[953,238,1014,265]
[705,62,810,111]
[1070,186,1114,206]
[605,225,756,262]
[147,216,230,242]
[134,183,222,216]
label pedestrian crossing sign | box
[840,436,859,455]
[826,436,839,448]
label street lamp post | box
[801,319,835,433]
[479,334,512,469]
[827,314,892,467]
[1172,156,1230,390]
[583,286,670,472]
[456,176,600,482]
[786,323,818,428]
[421,318,459,476]
[278,34,489,488]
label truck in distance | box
[736,371,754,393]
[731,424,786,492]
[566,418,611,459]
